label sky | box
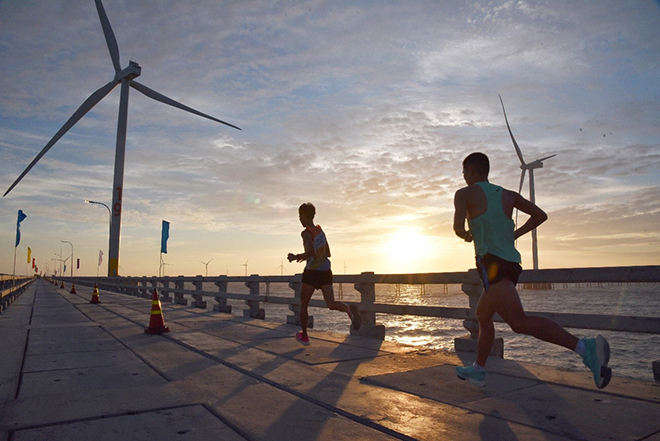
[1,0,659,278]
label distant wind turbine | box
[3,0,241,277]
[277,259,284,276]
[499,95,556,270]
[200,258,214,277]
[241,259,249,277]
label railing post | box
[454,269,503,358]
[149,278,158,299]
[244,274,264,319]
[140,276,149,298]
[174,276,187,305]
[161,277,172,303]
[213,276,232,313]
[286,274,313,327]
[192,275,207,308]
[353,272,385,340]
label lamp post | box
[61,241,73,277]
[54,253,62,277]
[85,200,111,275]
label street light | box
[61,241,73,277]
[53,253,62,277]
[85,200,111,275]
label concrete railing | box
[0,276,35,313]
[54,265,660,379]
[58,265,660,337]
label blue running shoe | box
[581,335,612,389]
[456,364,486,387]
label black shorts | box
[476,254,522,292]
[302,269,333,290]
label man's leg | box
[490,279,578,351]
[320,284,349,313]
[320,284,361,330]
[475,292,496,367]
[300,283,315,337]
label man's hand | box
[287,253,296,262]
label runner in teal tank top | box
[452,152,611,389]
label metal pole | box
[62,241,73,277]
[108,78,131,277]
[529,168,539,270]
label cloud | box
[1,0,658,276]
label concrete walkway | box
[1,279,658,441]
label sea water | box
[211,281,660,382]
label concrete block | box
[286,315,314,328]
[454,336,504,358]
[213,304,232,313]
[351,324,385,340]
[243,308,265,320]
[191,298,207,309]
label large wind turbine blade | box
[538,154,557,162]
[518,169,526,194]
[4,79,119,197]
[95,0,121,74]
[498,95,525,165]
[131,81,241,131]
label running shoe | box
[456,364,486,387]
[581,335,612,389]
[348,304,362,331]
[295,331,310,346]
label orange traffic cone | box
[70,283,76,294]
[145,289,170,334]
[90,284,101,304]
[60,281,65,289]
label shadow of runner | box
[257,336,411,440]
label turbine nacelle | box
[115,61,141,81]
[521,154,556,171]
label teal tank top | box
[468,181,521,263]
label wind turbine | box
[499,95,556,270]
[241,259,249,277]
[200,258,213,277]
[3,0,241,277]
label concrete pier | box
[1,279,659,440]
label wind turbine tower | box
[499,95,556,270]
[3,0,241,277]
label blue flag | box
[15,210,27,247]
[161,220,170,254]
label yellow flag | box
[27,247,31,263]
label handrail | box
[57,265,660,335]
[0,276,35,313]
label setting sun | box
[381,228,434,272]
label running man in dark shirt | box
[453,152,611,389]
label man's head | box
[462,152,489,185]
[298,202,316,224]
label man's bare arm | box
[453,189,473,242]
[288,231,315,262]
[512,192,548,240]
